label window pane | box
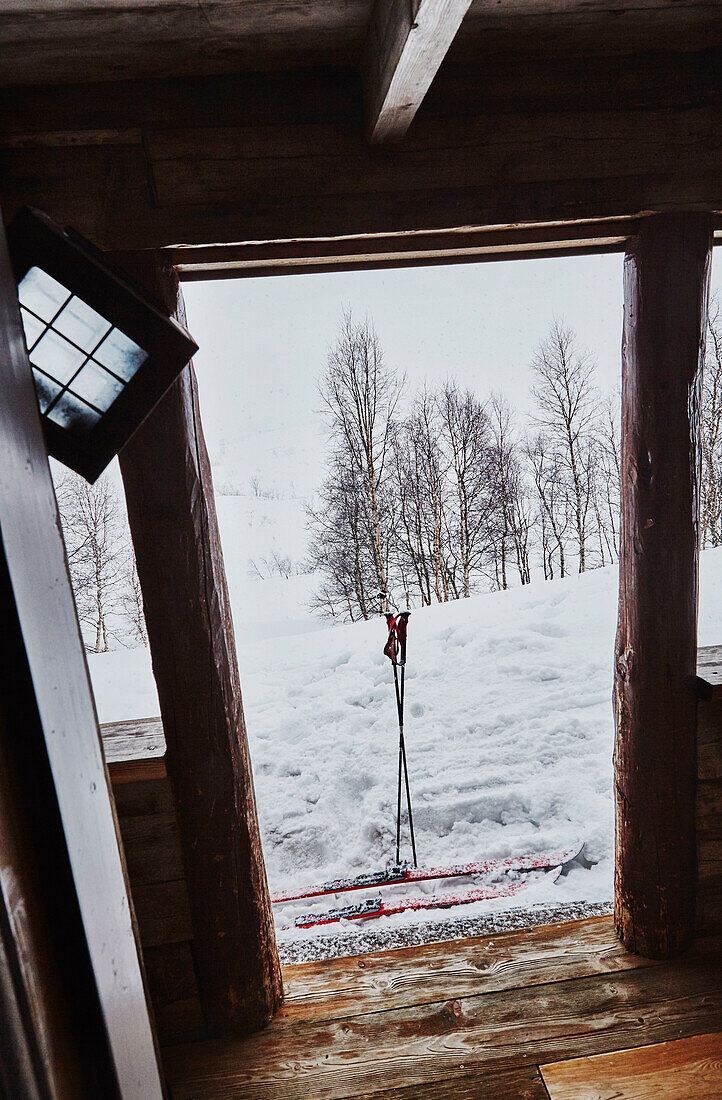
[46,391,102,431]
[32,369,62,413]
[18,267,71,323]
[70,361,123,413]
[94,327,147,381]
[30,329,86,384]
[55,296,111,352]
[20,308,45,350]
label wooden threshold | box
[541,1031,722,1099]
[163,915,722,1099]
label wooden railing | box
[103,722,203,1046]
[695,646,722,936]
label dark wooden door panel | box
[0,206,163,1096]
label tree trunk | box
[117,253,283,1034]
[614,212,712,958]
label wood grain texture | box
[110,772,173,816]
[173,220,633,281]
[279,916,658,1025]
[164,930,722,1100]
[696,886,722,936]
[144,107,722,207]
[0,1,720,87]
[101,716,165,762]
[696,645,722,700]
[108,762,205,1046]
[364,0,472,142]
[541,1030,722,1099]
[118,254,282,1036]
[144,942,205,1045]
[132,881,193,949]
[108,757,168,785]
[0,1,371,86]
[115,811,185,887]
[0,204,163,1096]
[699,734,722,781]
[614,213,713,958]
[458,1,722,60]
[1,50,721,250]
[345,1066,549,1099]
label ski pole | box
[399,662,417,866]
[391,631,417,867]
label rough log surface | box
[614,212,713,958]
[1,49,721,252]
[118,254,282,1035]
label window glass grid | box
[22,292,74,353]
[32,365,104,415]
[19,301,141,424]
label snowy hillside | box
[89,547,722,943]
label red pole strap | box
[384,611,410,666]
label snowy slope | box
[85,545,722,941]
[236,566,618,932]
[88,546,722,941]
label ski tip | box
[560,842,593,873]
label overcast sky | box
[184,251,720,485]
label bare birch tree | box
[526,433,571,580]
[393,388,455,604]
[121,550,148,646]
[488,395,532,587]
[530,322,599,572]
[701,298,722,548]
[307,456,373,621]
[594,393,621,564]
[55,471,126,652]
[439,382,496,597]
[319,312,403,613]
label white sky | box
[184,251,720,489]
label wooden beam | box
[117,253,283,1036]
[614,212,713,958]
[0,207,163,1095]
[1,50,721,250]
[364,0,472,142]
[170,219,633,280]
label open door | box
[0,210,164,1096]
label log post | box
[614,213,713,958]
[117,254,282,1035]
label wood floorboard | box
[541,1031,722,1099]
[279,915,659,1024]
[341,1065,550,1099]
[164,920,722,1100]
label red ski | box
[284,866,563,930]
[271,844,582,905]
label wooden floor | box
[163,915,722,1099]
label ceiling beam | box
[364,0,472,143]
[168,220,637,280]
[2,51,721,251]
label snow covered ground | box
[89,537,722,952]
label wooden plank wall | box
[1,47,721,252]
[109,759,204,1046]
[696,697,722,936]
